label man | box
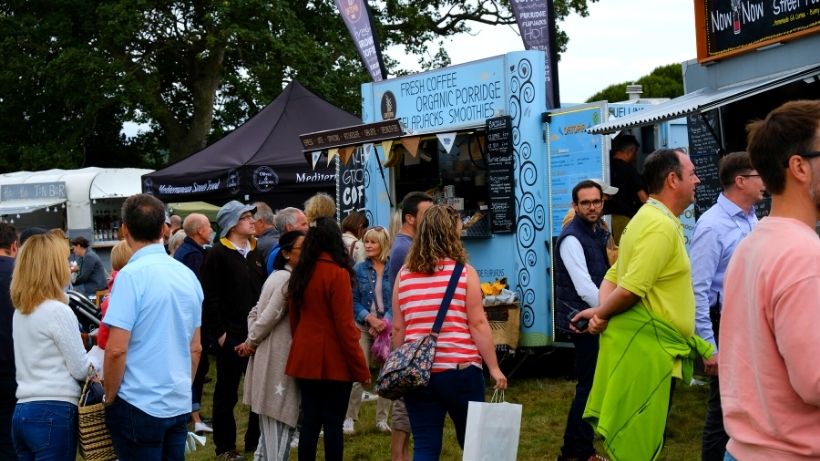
[554,180,612,461]
[0,223,18,459]
[720,100,820,461]
[575,149,710,460]
[169,214,183,235]
[386,191,433,461]
[70,236,109,296]
[265,207,308,274]
[200,201,266,460]
[103,194,203,460]
[604,134,648,244]
[689,151,764,461]
[173,213,214,435]
[252,201,278,261]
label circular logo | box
[381,91,396,120]
[253,166,279,192]
[142,177,153,193]
[342,0,363,23]
[227,169,241,195]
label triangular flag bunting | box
[311,151,322,170]
[339,146,355,166]
[327,148,339,166]
[436,132,457,155]
[401,136,421,158]
[363,143,374,164]
[381,139,394,158]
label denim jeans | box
[404,365,485,461]
[723,451,738,461]
[105,397,189,461]
[559,333,599,460]
[12,400,78,461]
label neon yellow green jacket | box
[583,304,713,461]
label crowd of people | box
[0,99,817,461]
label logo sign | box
[341,0,362,22]
[227,169,241,195]
[381,91,396,120]
[335,0,385,81]
[253,166,279,192]
[301,119,404,151]
[509,0,557,108]
[698,0,820,62]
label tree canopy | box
[0,0,599,172]
[585,63,683,103]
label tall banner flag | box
[509,0,559,109]
[336,0,387,82]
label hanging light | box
[16,214,20,218]
[93,199,97,205]
[62,203,66,209]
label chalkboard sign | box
[485,116,516,233]
[337,146,369,219]
[687,112,723,218]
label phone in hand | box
[567,309,589,332]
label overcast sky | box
[399,0,698,104]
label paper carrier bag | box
[462,390,522,461]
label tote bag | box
[462,390,522,461]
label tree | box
[585,63,683,103]
[0,0,599,171]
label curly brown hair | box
[404,205,467,274]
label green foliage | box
[2,0,600,171]
[585,63,684,103]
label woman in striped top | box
[391,205,507,460]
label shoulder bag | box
[375,262,464,400]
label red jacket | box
[286,254,369,383]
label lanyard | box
[645,197,685,242]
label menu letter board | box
[337,146,368,219]
[485,116,516,233]
[687,112,723,218]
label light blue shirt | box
[690,194,758,350]
[104,243,203,418]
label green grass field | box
[185,351,709,460]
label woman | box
[341,211,367,263]
[303,192,336,225]
[97,239,133,349]
[391,205,507,460]
[236,230,305,461]
[11,233,92,459]
[285,218,369,461]
[344,226,393,434]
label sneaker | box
[289,431,299,449]
[216,450,243,461]
[194,421,213,434]
[375,420,391,433]
[343,417,355,435]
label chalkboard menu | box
[485,116,515,233]
[687,112,723,218]
[336,146,368,219]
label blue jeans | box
[724,451,737,461]
[560,333,599,460]
[105,397,189,461]
[404,365,485,461]
[12,400,78,461]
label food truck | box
[301,51,694,348]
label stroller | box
[67,290,102,348]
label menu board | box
[336,146,368,219]
[687,112,723,218]
[485,116,516,233]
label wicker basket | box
[78,373,117,461]
[484,303,521,352]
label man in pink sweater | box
[720,100,820,461]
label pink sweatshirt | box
[720,217,820,460]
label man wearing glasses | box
[554,179,613,461]
[201,201,267,461]
[719,100,820,461]
[688,151,765,461]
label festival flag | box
[436,132,457,155]
[509,0,559,108]
[335,0,387,81]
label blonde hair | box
[11,233,70,314]
[168,230,185,256]
[110,240,133,271]
[362,227,391,264]
[303,193,336,224]
[404,205,466,274]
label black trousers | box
[0,375,16,460]
[297,379,353,461]
[559,333,600,460]
[212,337,259,455]
[702,309,729,461]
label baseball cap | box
[591,178,618,196]
[216,201,257,238]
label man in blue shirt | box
[104,194,204,461]
[689,151,765,461]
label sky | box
[399,0,698,104]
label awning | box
[588,63,820,134]
[0,198,66,215]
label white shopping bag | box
[462,390,522,461]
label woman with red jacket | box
[285,217,369,461]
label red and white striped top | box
[397,259,482,372]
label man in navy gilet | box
[555,179,613,461]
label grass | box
[186,349,709,460]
